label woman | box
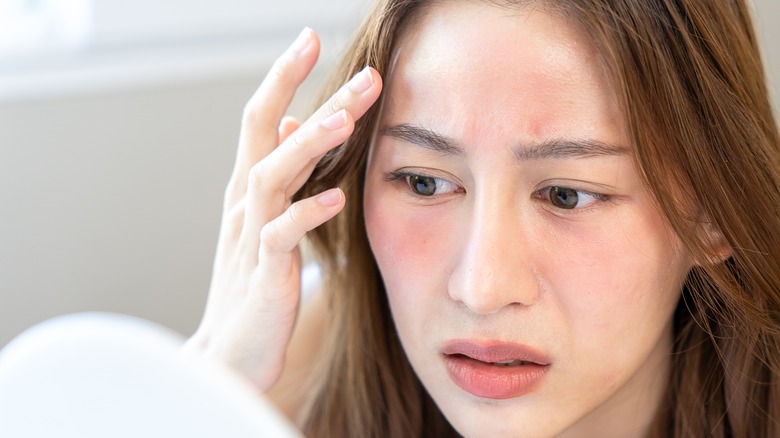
[186,0,780,436]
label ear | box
[695,220,732,266]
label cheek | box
[363,188,462,353]
[364,190,456,297]
[546,205,685,317]
[544,207,689,382]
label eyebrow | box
[380,123,629,160]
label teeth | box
[492,360,527,366]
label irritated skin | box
[363,2,693,437]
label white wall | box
[1,0,779,347]
[0,0,370,346]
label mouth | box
[442,340,550,400]
[481,359,534,366]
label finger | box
[279,67,384,197]
[237,68,382,253]
[256,188,345,283]
[278,116,300,144]
[287,158,319,199]
[238,110,354,258]
[255,67,383,201]
[229,28,321,195]
[306,66,382,125]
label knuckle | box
[324,94,346,118]
[286,201,306,229]
[248,161,270,191]
[258,201,309,255]
[223,202,245,239]
[247,162,287,212]
[288,127,306,151]
[223,177,242,206]
[242,98,264,128]
[268,54,296,87]
[259,221,284,253]
[241,55,300,131]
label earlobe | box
[695,221,732,266]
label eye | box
[408,175,436,196]
[385,171,462,197]
[406,174,460,196]
[542,186,605,210]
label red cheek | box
[365,197,458,291]
[371,209,433,265]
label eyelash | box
[385,170,611,211]
[385,171,464,197]
[533,186,610,211]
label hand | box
[184,28,382,391]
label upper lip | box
[441,339,551,365]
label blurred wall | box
[1,0,779,347]
[0,0,369,346]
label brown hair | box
[295,0,780,436]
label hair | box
[293,0,780,436]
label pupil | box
[410,175,437,196]
[550,186,578,209]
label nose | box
[447,201,541,314]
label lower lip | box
[444,355,548,400]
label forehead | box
[382,1,623,146]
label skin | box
[185,28,383,391]
[189,1,699,436]
[364,3,693,437]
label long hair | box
[295,0,780,436]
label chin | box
[428,388,571,438]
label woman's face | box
[364,2,693,437]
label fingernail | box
[320,109,348,131]
[317,188,342,206]
[290,27,312,53]
[348,66,373,93]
